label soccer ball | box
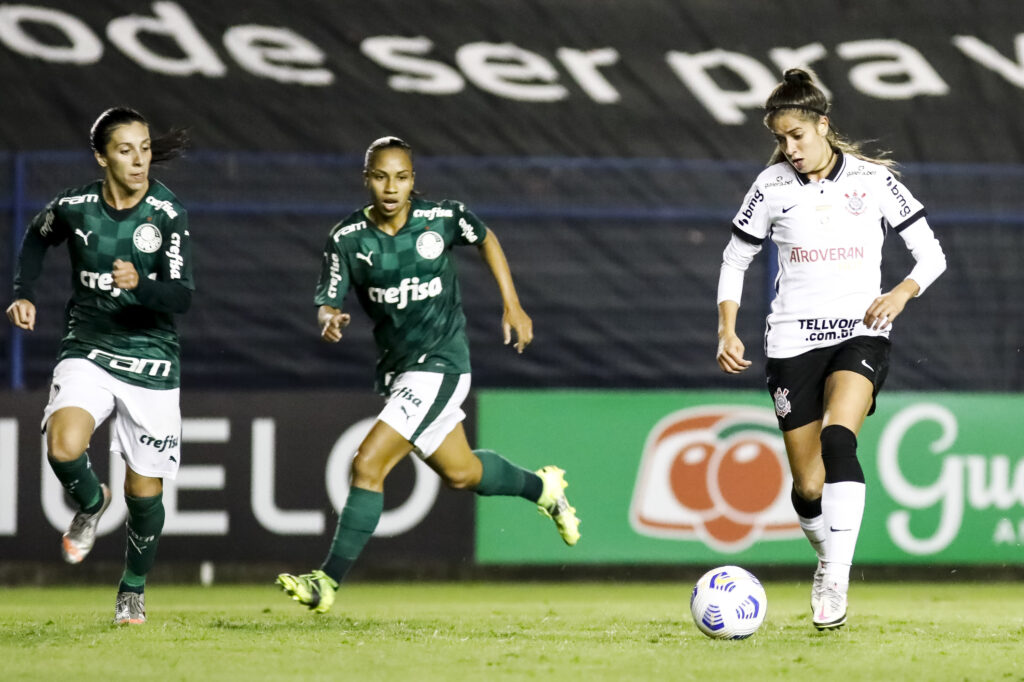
[689,565,767,639]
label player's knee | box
[821,424,864,484]
[789,465,824,501]
[46,431,88,462]
[350,451,387,489]
[441,466,479,491]
[791,484,822,515]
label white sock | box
[821,480,865,586]
[797,513,827,561]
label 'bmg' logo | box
[629,405,801,552]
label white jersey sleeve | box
[731,181,770,243]
[876,171,945,295]
[898,217,946,295]
[717,234,762,305]
[878,172,926,232]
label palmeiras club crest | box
[416,231,444,259]
[133,223,162,253]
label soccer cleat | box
[535,466,581,546]
[113,591,146,625]
[813,581,848,631]
[62,483,112,564]
[276,569,338,614]
[810,560,826,614]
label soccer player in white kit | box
[715,69,946,630]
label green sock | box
[473,449,543,502]
[120,493,165,593]
[320,487,383,584]
[48,452,103,512]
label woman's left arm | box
[113,213,194,314]
[478,230,533,353]
[864,219,946,331]
[117,263,192,314]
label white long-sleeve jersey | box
[718,150,946,359]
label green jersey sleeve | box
[314,229,351,307]
[13,196,73,301]
[450,201,488,247]
[159,206,194,290]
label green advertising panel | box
[476,390,1024,565]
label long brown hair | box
[89,107,189,165]
[762,69,897,174]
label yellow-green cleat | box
[276,569,338,614]
[535,466,581,546]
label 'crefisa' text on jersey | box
[315,197,487,393]
[14,180,194,388]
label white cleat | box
[810,560,826,614]
[113,591,146,625]
[62,484,112,564]
[813,581,848,631]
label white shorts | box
[42,358,181,479]
[379,371,471,458]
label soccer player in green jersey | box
[276,136,581,613]
[6,107,193,625]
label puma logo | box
[356,251,374,266]
[75,228,93,245]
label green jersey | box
[315,197,488,393]
[14,180,194,389]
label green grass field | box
[2,581,1022,681]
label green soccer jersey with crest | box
[315,197,488,393]
[14,180,194,389]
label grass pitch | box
[2,581,1022,681]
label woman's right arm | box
[715,233,760,374]
[313,230,352,343]
[7,219,55,330]
[717,299,750,374]
[6,299,36,331]
[318,305,350,343]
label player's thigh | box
[822,370,874,434]
[351,420,415,490]
[378,372,470,458]
[42,359,117,460]
[765,351,827,431]
[110,384,182,480]
[45,407,96,460]
[783,419,825,498]
[424,423,482,489]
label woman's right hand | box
[6,299,36,331]
[717,333,751,374]
[318,306,351,343]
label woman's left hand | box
[503,305,533,353]
[112,259,141,290]
[864,280,918,330]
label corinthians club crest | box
[844,190,867,216]
[773,387,792,418]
